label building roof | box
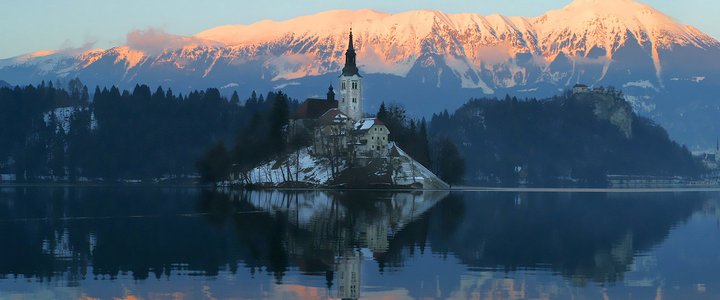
[318,108,350,125]
[292,98,338,119]
[573,84,589,88]
[341,29,361,77]
[353,118,386,132]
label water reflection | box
[0,187,718,299]
[392,192,707,285]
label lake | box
[0,187,718,299]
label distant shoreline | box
[0,182,208,189]
[2,183,720,193]
[450,186,720,193]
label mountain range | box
[1,0,718,148]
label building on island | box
[338,29,363,121]
[572,84,590,94]
[233,30,449,189]
[313,108,352,157]
[352,118,389,157]
[290,29,390,161]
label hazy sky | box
[1,0,717,59]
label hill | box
[225,144,449,189]
[430,89,706,186]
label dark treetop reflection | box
[0,187,718,299]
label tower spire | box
[348,27,354,51]
[342,28,359,77]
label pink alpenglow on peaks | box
[1,0,718,93]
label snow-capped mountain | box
[1,0,719,147]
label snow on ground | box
[670,76,705,83]
[240,147,339,185]
[43,107,75,133]
[229,143,449,189]
[42,106,97,133]
[390,143,450,189]
[623,80,657,90]
[272,82,301,90]
[220,83,239,89]
[625,95,656,113]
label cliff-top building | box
[291,29,389,159]
[339,29,363,121]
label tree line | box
[429,93,706,186]
[376,102,465,185]
[0,79,297,182]
[2,79,703,186]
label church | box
[290,29,390,160]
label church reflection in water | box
[219,189,450,299]
[0,187,717,299]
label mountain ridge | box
[0,0,718,147]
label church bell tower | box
[339,28,363,120]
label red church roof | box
[292,98,338,119]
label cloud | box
[52,38,99,56]
[126,27,208,55]
[572,54,611,65]
[475,43,514,66]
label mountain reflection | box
[388,192,707,285]
[0,187,711,293]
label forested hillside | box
[0,80,296,181]
[430,91,705,186]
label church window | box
[352,97,356,103]
[352,81,358,90]
[342,81,346,90]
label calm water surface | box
[0,187,718,299]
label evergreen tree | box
[268,91,289,154]
[417,118,432,168]
[197,142,231,183]
[377,102,388,121]
[230,91,240,106]
[435,138,465,186]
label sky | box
[1,0,718,59]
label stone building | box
[290,29,390,160]
[313,108,352,156]
[351,118,390,157]
[572,84,590,94]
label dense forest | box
[0,79,297,181]
[429,91,706,186]
[0,80,706,186]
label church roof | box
[353,118,386,132]
[318,108,350,125]
[292,98,338,119]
